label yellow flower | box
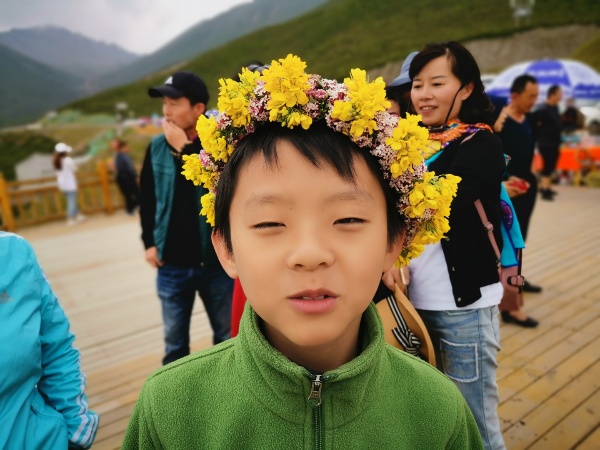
[405,172,461,220]
[396,243,425,267]
[286,111,313,129]
[200,192,216,226]
[331,69,390,137]
[196,115,233,162]
[261,54,310,120]
[181,154,218,191]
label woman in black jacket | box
[407,42,506,450]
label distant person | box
[533,85,563,200]
[494,74,541,322]
[561,97,584,134]
[385,52,418,116]
[111,138,141,214]
[0,231,99,449]
[53,142,85,226]
[140,71,233,365]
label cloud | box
[0,0,252,54]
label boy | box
[123,55,483,449]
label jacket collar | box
[235,302,386,426]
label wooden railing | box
[0,162,123,231]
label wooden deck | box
[19,184,600,449]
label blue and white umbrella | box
[486,59,600,101]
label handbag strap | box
[474,199,501,261]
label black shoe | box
[523,281,542,293]
[501,311,539,328]
[540,189,555,201]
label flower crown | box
[182,54,460,266]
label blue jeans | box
[417,306,505,450]
[64,191,78,218]
[157,264,233,365]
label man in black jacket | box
[140,72,233,365]
[533,84,563,200]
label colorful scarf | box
[424,119,493,160]
[424,120,525,268]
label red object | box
[534,146,600,173]
[506,176,530,193]
[231,279,247,337]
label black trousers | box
[538,145,560,177]
[511,172,537,241]
[116,175,140,213]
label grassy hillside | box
[65,0,600,118]
[98,0,327,90]
[572,33,600,72]
[0,43,81,127]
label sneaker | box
[75,214,87,222]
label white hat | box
[55,142,72,153]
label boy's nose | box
[286,231,335,271]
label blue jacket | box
[0,232,98,449]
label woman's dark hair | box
[52,152,66,170]
[213,121,405,253]
[409,41,495,125]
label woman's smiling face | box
[411,55,473,127]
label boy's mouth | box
[288,289,338,314]
[288,289,337,300]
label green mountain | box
[0,43,81,127]
[0,26,139,79]
[65,0,600,119]
[97,0,328,90]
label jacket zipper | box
[308,374,324,450]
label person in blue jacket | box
[0,232,98,449]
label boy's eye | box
[252,222,284,230]
[335,217,365,225]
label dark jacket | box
[140,135,219,268]
[428,130,505,306]
[533,104,562,149]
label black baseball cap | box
[148,71,209,105]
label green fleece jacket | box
[123,303,483,449]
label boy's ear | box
[211,231,238,279]
[383,230,406,272]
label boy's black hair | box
[213,121,405,253]
[510,74,538,94]
[409,41,495,126]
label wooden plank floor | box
[19,184,600,449]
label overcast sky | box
[0,0,252,54]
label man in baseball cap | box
[141,71,233,366]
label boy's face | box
[214,139,402,357]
